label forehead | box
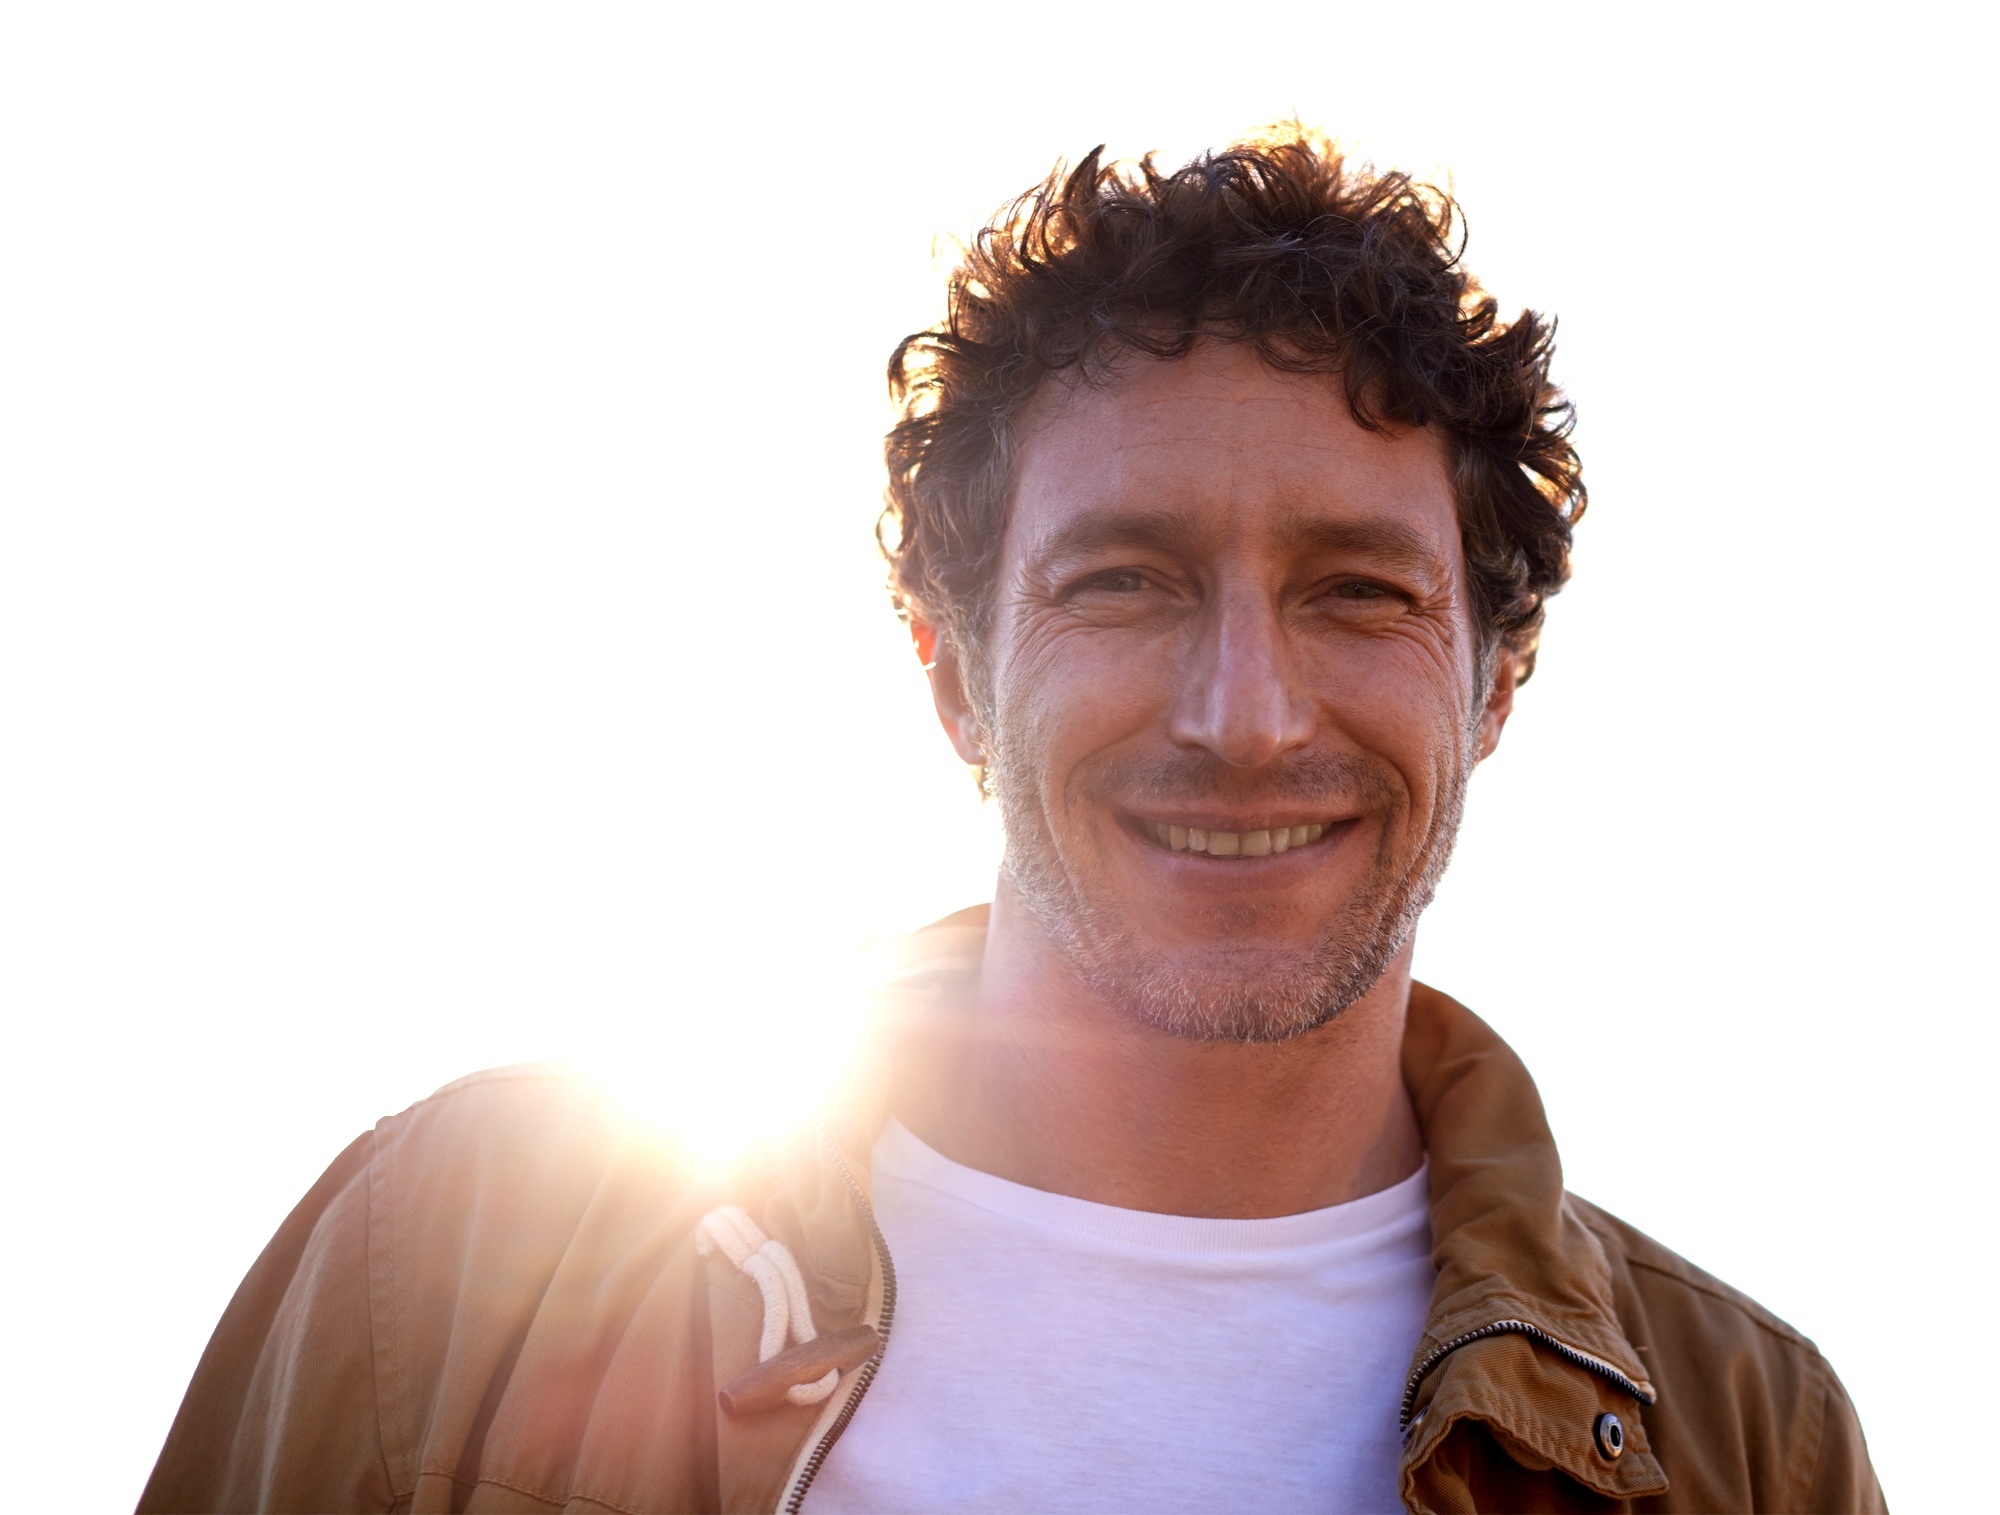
[1007,344,1457,565]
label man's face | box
[965,342,1511,1041]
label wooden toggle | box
[716,1324,883,1417]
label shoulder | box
[141,1066,639,1511]
[383,1060,617,1136]
[1569,1192,1820,1358]
[367,1062,678,1252]
[365,1066,715,1490]
[1567,1194,1884,1513]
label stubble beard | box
[990,727,1477,1044]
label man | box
[141,130,1883,1514]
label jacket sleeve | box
[138,1130,397,1514]
[1802,1359,1888,1514]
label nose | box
[1167,587,1316,766]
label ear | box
[1475,647,1517,763]
[912,621,985,766]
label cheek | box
[996,627,1172,775]
[1303,635,1476,789]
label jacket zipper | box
[779,1120,899,1514]
[1400,1318,1655,1431]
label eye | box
[1313,578,1408,618]
[1079,568,1148,594]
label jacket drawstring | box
[695,1205,840,1405]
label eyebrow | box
[1026,505,1452,580]
[1026,507,1210,563]
[1269,511,1451,579]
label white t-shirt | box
[806,1119,1435,1515]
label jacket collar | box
[800,907,1669,1503]
[1398,980,1667,1502]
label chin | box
[1076,938,1392,1045]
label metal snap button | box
[1594,1411,1626,1460]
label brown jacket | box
[141,910,1883,1513]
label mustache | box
[1074,747,1400,811]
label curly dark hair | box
[879,127,1584,694]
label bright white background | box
[1,4,1991,1508]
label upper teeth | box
[1146,822,1327,856]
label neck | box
[895,877,1425,1219]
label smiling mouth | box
[1137,820,1331,857]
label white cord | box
[696,1205,841,1405]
